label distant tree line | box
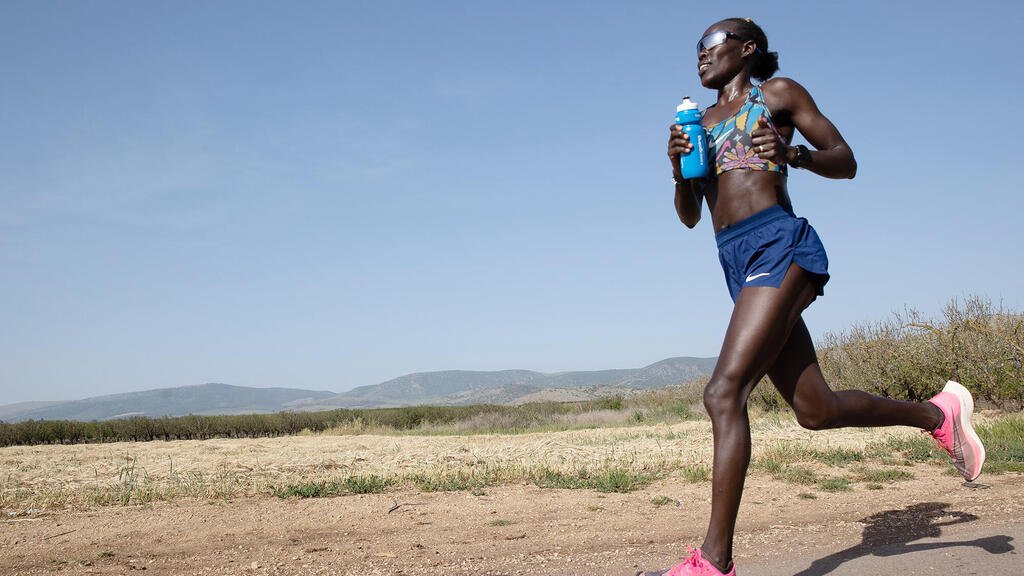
[0,399,626,447]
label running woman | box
[640,17,986,576]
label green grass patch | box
[756,457,785,475]
[774,466,819,486]
[339,475,392,494]
[877,434,945,463]
[489,519,512,526]
[271,481,337,499]
[977,413,1024,473]
[649,495,676,506]
[272,474,394,498]
[815,447,864,467]
[531,468,592,490]
[680,464,710,483]
[818,477,852,492]
[592,468,653,493]
[531,467,656,493]
[410,466,514,492]
[760,443,817,464]
[412,470,479,492]
[757,443,863,470]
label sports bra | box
[705,84,787,176]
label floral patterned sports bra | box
[705,84,787,176]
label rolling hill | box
[0,384,337,423]
[0,356,717,422]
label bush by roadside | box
[818,295,1023,410]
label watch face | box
[795,145,810,167]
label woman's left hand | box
[750,117,790,164]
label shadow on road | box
[793,502,1015,576]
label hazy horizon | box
[2,353,723,406]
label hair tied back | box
[722,17,778,81]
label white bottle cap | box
[676,96,699,112]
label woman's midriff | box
[706,170,792,232]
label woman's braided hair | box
[721,18,779,82]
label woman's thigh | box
[710,263,819,399]
[767,318,834,413]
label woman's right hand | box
[668,124,692,177]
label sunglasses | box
[697,30,744,53]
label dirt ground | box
[2,465,1021,576]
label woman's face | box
[696,22,749,89]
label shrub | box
[818,295,1023,409]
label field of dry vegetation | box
[4,411,1020,514]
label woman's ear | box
[741,39,758,59]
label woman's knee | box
[792,394,838,430]
[703,375,747,417]
[794,411,832,431]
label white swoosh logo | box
[745,272,771,282]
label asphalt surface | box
[746,522,1022,576]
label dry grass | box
[0,414,952,512]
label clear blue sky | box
[2,1,1022,405]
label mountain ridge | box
[0,383,337,423]
[0,356,717,422]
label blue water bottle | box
[675,96,709,179]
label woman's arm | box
[673,177,703,228]
[668,125,704,227]
[753,77,857,179]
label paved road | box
[745,522,1022,576]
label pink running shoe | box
[636,547,736,576]
[926,380,986,482]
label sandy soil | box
[2,421,1021,575]
[2,465,1021,575]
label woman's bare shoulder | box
[761,77,816,111]
[761,77,810,97]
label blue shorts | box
[715,205,830,302]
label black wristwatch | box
[790,144,811,168]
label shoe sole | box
[944,380,986,482]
